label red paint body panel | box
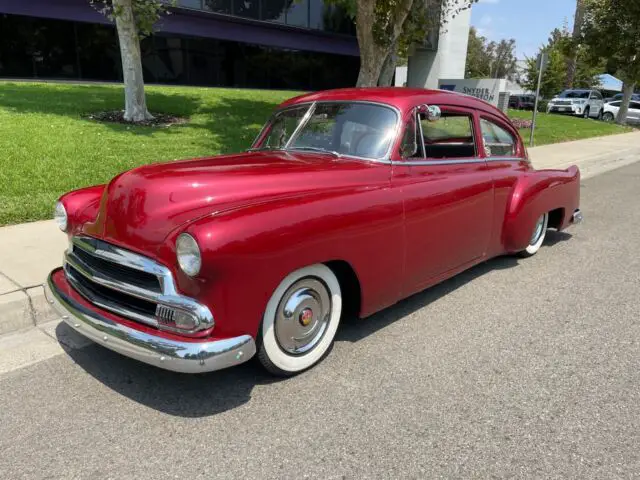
[57,88,581,343]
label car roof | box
[280,87,513,123]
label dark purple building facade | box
[0,0,360,90]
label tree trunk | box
[113,0,153,122]
[616,80,636,125]
[355,1,387,86]
[354,0,414,87]
[565,0,585,89]
[378,47,398,86]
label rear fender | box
[503,166,580,252]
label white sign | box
[438,79,505,107]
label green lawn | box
[0,81,633,226]
[509,109,632,146]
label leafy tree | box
[465,28,517,79]
[90,0,174,122]
[327,0,477,87]
[465,26,490,78]
[523,26,599,99]
[582,0,640,125]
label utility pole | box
[530,52,548,147]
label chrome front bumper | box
[45,271,256,373]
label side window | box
[480,118,516,157]
[630,102,640,110]
[419,111,476,159]
[592,91,603,100]
[610,101,622,107]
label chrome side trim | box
[66,236,214,334]
[392,156,525,166]
[485,156,525,162]
[46,271,255,374]
[393,158,484,166]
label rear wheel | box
[257,264,342,376]
[518,213,549,258]
[602,111,615,122]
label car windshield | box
[558,90,590,99]
[255,102,398,160]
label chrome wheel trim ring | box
[274,277,332,355]
[530,215,546,245]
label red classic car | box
[45,88,582,376]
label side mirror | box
[417,104,441,122]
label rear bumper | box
[45,269,256,373]
[572,208,584,225]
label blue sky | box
[470,0,578,60]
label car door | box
[589,91,604,117]
[392,105,494,295]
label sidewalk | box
[1,130,640,336]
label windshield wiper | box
[287,146,341,158]
[246,146,283,152]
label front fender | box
[503,165,580,252]
[162,187,404,339]
[59,185,106,235]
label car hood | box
[82,151,387,253]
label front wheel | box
[583,106,590,119]
[602,111,615,122]
[257,264,342,376]
[518,213,549,258]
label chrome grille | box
[555,100,573,106]
[63,236,214,334]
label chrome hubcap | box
[530,215,545,245]
[274,278,332,355]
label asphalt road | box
[1,162,639,479]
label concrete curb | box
[0,284,58,336]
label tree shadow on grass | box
[57,253,523,418]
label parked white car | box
[547,89,604,119]
[602,100,640,124]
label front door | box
[393,105,494,295]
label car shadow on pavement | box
[336,254,521,344]
[542,229,573,247]
[57,322,279,418]
[56,234,568,418]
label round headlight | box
[54,201,67,232]
[176,233,201,277]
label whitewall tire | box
[258,264,342,376]
[519,213,549,258]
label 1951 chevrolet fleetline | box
[45,88,582,376]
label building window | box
[285,0,309,27]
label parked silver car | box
[547,89,604,119]
[602,100,640,124]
